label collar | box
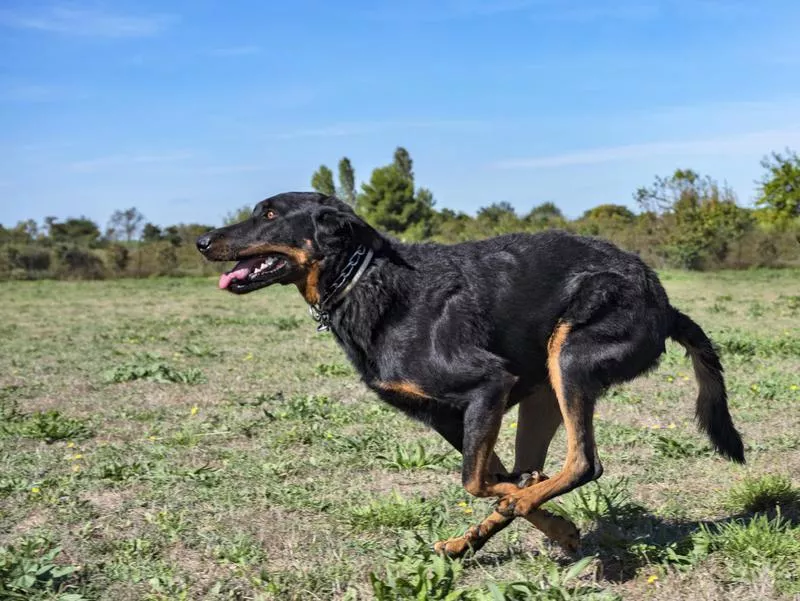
[308,245,374,332]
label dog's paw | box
[433,534,473,559]
[516,470,549,489]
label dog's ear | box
[312,206,383,254]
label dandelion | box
[190,405,199,416]
[647,574,659,585]
[244,353,254,361]
[509,422,518,429]
[31,487,41,494]
[666,376,675,383]
[791,385,799,391]
[66,441,75,448]
[70,454,83,460]
[148,435,157,441]
[463,507,473,514]
[457,501,468,507]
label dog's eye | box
[264,209,277,220]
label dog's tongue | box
[218,266,250,290]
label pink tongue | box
[218,267,250,290]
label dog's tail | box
[668,308,745,464]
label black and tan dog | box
[197,192,744,557]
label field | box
[1,270,799,600]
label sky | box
[2,0,800,229]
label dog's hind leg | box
[430,382,578,557]
[497,322,605,518]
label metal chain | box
[308,245,367,332]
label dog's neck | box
[306,244,374,331]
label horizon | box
[2,0,800,229]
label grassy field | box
[1,270,799,600]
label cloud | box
[0,6,175,38]
[209,45,261,57]
[492,128,800,169]
[267,119,489,140]
[68,152,193,173]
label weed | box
[348,493,440,532]
[378,442,453,470]
[0,536,86,600]
[315,362,353,377]
[2,410,92,443]
[724,474,800,514]
[104,353,205,384]
[546,478,645,526]
[652,433,711,459]
[699,513,800,593]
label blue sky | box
[2,0,800,228]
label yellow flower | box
[791,385,799,391]
[463,508,473,514]
[509,422,518,429]
[190,405,199,416]
[148,435,157,441]
[72,465,81,472]
[457,501,468,507]
[667,423,676,429]
[650,424,661,429]
[647,574,659,585]
[71,454,83,460]
[31,487,41,494]
[666,376,674,383]
[244,353,254,361]
[66,441,75,448]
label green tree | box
[50,217,102,247]
[107,207,144,242]
[525,202,566,230]
[358,165,427,235]
[142,223,163,243]
[636,169,752,269]
[756,149,800,227]
[338,157,357,206]
[393,147,413,181]
[311,165,336,196]
[224,205,252,225]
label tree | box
[142,223,163,243]
[224,205,252,225]
[635,169,752,269]
[338,157,357,206]
[358,165,427,235]
[49,217,102,247]
[311,165,336,196]
[756,148,800,227]
[108,207,144,242]
[392,147,413,181]
[525,202,566,230]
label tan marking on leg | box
[375,380,431,399]
[434,510,513,558]
[496,321,599,517]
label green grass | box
[1,270,799,600]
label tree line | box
[2,146,799,280]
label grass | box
[0,270,799,600]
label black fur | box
[197,192,745,512]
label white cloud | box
[0,6,175,38]
[492,128,800,169]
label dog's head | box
[196,192,381,299]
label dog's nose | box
[196,234,212,252]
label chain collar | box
[308,245,374,332]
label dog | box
[196,192,745,557]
